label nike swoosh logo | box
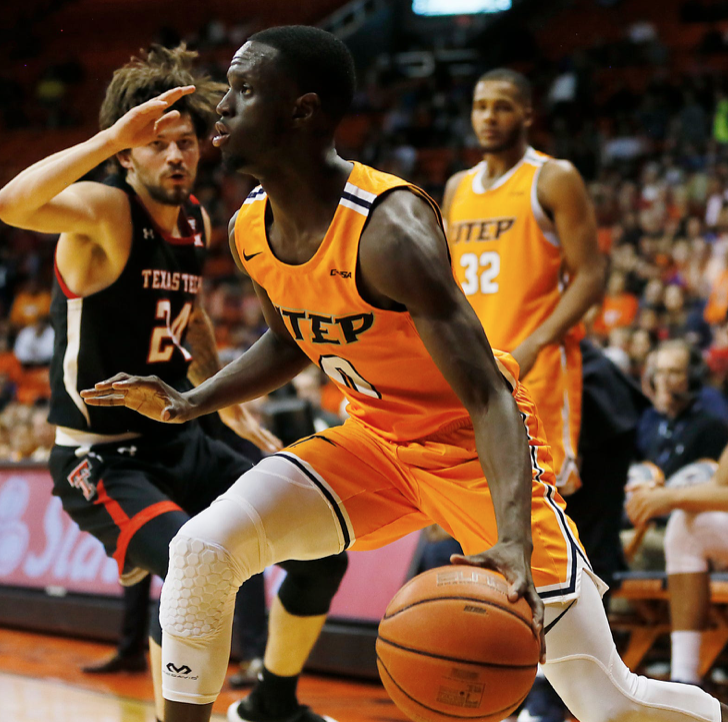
[242,250,262,261]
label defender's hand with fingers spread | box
[452,541,546,663]
[80,373,194,423]
[105,85,196,152]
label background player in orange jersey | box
[443,68,607,496]
[82,26,725,722]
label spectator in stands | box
[637,340,728,476]
[627,441,728,687]
[13,314,54,366]
[592,270,640,338]
[8,275,51,331]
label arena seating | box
[610,571,728,675]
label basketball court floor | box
[0,628,409,722]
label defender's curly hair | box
[99,44,226,139]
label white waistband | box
[55,427,142,447]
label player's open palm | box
[81,372,191,423]
[107,86,196,151]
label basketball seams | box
[382,595,532,630]
[377,656,533,721]
[376,637,538,670]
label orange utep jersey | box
[234,161,519,443]
[445,147,584,351]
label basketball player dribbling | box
[0,45,347,722]
[82,26,726,722]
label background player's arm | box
[185,285,283,451]
[0,87,194,268]
[183,211,282,450]
[511,160,606,378]
[359,189,544,651]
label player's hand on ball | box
[451,540,546,663]
[219,403,283,453]
[81,373,192,423]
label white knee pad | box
[160,454,346,704]
[161,535,244,640]
[543,572,720,722]
[160,513,257,704]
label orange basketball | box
[376,565,539,722]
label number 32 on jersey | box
[459,251,500,295]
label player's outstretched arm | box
[82,280,311,422]
[359,189,544,658]
[0,86,195,237]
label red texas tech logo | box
[67,459,97,501]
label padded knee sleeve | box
[159,455,345,705]
[543,572,720,722]
[277,552,349,616]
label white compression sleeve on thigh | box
[160,455,346,704]
[542,571,720,722]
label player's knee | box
[277,552,349,616]
[665,509,708,574]
[160,533,250,641]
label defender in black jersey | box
[0,45,346,722]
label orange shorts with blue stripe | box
[282,379,591,603]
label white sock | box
[671,630,702,684]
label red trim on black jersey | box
[54,251,80,299]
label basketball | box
[376,565,539,722]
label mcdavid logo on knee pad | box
[165,662,198,679]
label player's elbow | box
[0,189,19,225]
[583,253,608,303]
[0,188,32,228]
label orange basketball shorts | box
[284,379,591,603]
[520,336,582,491]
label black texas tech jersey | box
[49,175,207,436]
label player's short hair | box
[99,44,226,139]
[478,68,532,106]
[249,25,356,122]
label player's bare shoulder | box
[359,189,450,309]
[536,158,588,213]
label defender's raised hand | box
[81,372,193,423]
[106,85,196,151]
